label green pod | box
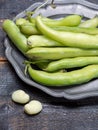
[28,64,98,86]
[30,14,82,27]
[36,16,98,49]
[29,17,36,24]
[16,18,29,26]
[20,24,98,36]
[30,17,52,24]
[22,15,82,36]
[24,60,49,70]
[79,16,98,28]
[18,16,98,36]
[27,35,63,47]
[20,23,41,35]
[2,19,29,54]
[26,47,98,60]
[43,14,82,27]
[53,26,98,35]
[44,57,98,72]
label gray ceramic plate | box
[4,0,98,100]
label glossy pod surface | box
[79,17,98,28]
[26,47,98,60]
[44,57,98,72]
[20,23,41,35]
[53,26,98,35]
[28,65,98,87]
[36,16,98,49]
[3,20,29,54]
[27,35,63,47]
[30,14,82,27]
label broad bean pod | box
[16,18,29,26]
[30,15,98,28]
[30,14,82,27]
[44,57,98,72]
[36,16,98,49]
[28,64,98,86]
[18,16,98,36]
[20,23,41,35]
[27,35,63,47]
[79,16,98,28]
[26,47,98,60]
[53,26,98,35]
[3,20,29,54]
[19,15,82,36]
[19,23,98,36]
[29,17,52,24]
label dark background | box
[1,0,98,130]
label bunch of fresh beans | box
[3,14,98,87]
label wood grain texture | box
[1,0,98,130]
[1,94,98,130]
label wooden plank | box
[0,27,6,59]
[0,0,43,19]
[2,62,98,130]
[0,95,97,130]
[0,92,98,129]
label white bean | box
[12,90,30,104]
[24,100,42,115]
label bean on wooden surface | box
[24,100,42,115]
[12,90,30,104]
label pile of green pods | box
[3,13,98,87]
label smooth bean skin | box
[26,47,98,60]
[17,16,98,36]
[30,15,98,28]
[30,14,82,27]
[20,16,82,36]
[18,17,98,36]
[27,35,63,47]
[53,26,98,35]
[19,24,98,36]
[44,57,98,72]
[36,16,98,49]
[29,17,52,24]
[28,64,98,86]
[12,90,30,104]
[24,100,42,115]
[44,14,82,27]
[29,17,36,24]
[20,23,41,35]
[3,20,29,54]
[16,18,29,26]
[79,17,98,28]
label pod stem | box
[23,60,49,65]
[26,0,49,20]
[51,0,56,8]
[26,0,57,21]
[24,64,30,76]
[23,60,33,75]
[23,60,49,75]
[34,0,49,14]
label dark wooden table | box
[1,0,98,130]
